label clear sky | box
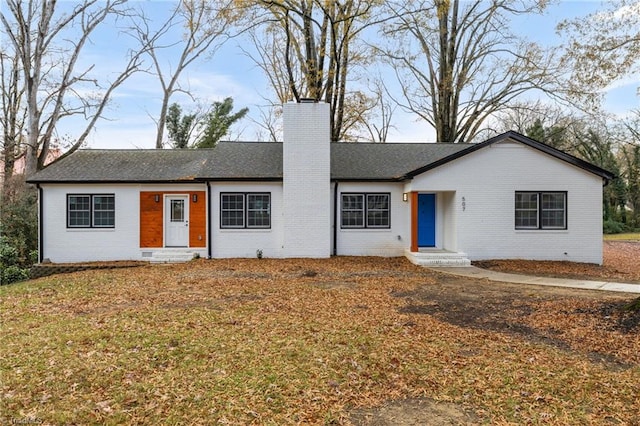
[48,0,640,149]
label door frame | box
[164,194,190,247]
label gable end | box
[403,131,615,183]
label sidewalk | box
[434,266,640,294]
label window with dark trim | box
[67,194,115,228]
[515,191,566,230]
[341,193,390,228]
[220,193,271,229]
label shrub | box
[1,265,29,285]
[0,237,30,285]
[1,176,38,284]
[603,219,626,234]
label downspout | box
[333,181,338,256]
[206,181,212,259]
[37,184,43,263]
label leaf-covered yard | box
[1,251,639,425]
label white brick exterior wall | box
[407,141,605,264]
[39,183,207,263]
[210,182,284,258]
[282,102,332,257]
[334,182,408,256]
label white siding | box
[40,183,207,263]
[407,141,605,264]
[210,182,284,258]
[335,182,408,256]
[282,102,332,257]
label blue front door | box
[418,194,436,247]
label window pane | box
[515,193,538,210]
[93,195,114,210]
[69,211,91,227]
[93,195,115,227]
[342,211,363,227]
[221,194,244,228]
[170,199,185,222]
[366,194,390,228]
[221,211,244,227]
[94,211,115,227]
[341,194,364,227]
[515,192,538,229]
[541,193,566,228]
[68,195,91,227]
[247,194,270,228]
[515,210,538,228]
[542,193,565,210]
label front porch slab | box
[144,250,200,264]
[405,249,471,267]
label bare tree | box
[558,0,640,109]
[244,0,388,141]
[129,0,240,149]
[380,0,562,143]
[0,0,149,175]
[0,48,26,191]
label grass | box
[604,232,640,241]
[1,258,639,424]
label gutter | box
[37,184,43,263]
[206,181,212,259]
[333,181,338,256]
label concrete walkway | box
[434,266,640,294]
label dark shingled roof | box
[331,142,469,180]
[27,132,614,183]
[27,149,217,183]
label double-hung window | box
[220,193,271,229]
[67,194,115,228]
[515,191,566,230]
[341,193,390,228]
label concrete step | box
[405,249,471,267]
[149,251,198,264]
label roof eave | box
[28,178,210,185]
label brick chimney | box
[282,101,331,257]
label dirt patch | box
[350,398,480,425]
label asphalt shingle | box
[28,141,472,183]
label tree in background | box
[0,0,147,175]
[129,0,241,149]
[0,48,25,193]
[243,0,387,141]
[380,0,563,143]
[525,119,569,151]
[573,129,627,227]
[165,103,197,149]
[558,0,640,110]
[165,98,248,149]
[194,98,248,148]
[622,112,640,228]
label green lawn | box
[604,232,640,241]
[1,258,638,425]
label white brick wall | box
[282,102,332,257]
[407,141,605,264]
[40,183,207,263]
[334,182,408,256]
[210,182,284,258]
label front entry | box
[165,195,189,247]
[417,193,436,247]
